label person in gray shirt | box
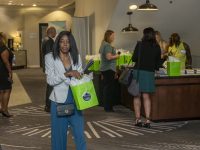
[99,30,120,112]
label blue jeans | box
[51,89,86,150]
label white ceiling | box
[0,0,74,7]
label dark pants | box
[45,84,53,109]
[101,70,115,111]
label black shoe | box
[2,111,12,118]
[143,123,151,128]
[134,119,143,127]
[135,122,143,127]
[44,106,50,112]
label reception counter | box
[121,75,200,121]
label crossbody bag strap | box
[127,55,132,66]
[136,41,142,82]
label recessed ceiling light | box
[8,2,12,5]
[129,5,138,10]
[21,3,24,6]
[32,4,37,7]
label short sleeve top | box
[99,41,116,72]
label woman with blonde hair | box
[155,31,169,66]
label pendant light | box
[138,0,158,11]
[121,11,138,33]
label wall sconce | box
[14,31,23,50]
[121,11,138,33]
[138,0,158,11]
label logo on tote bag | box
[82,92,91,101]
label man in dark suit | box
[41,26,56,112]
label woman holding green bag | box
[168,33,192,69]
[99,30,120,112]
[45,31,86,150]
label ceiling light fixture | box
[121,11,138,33]
[129,4,138,10]
[32,4,37,7]
[138,0,158,11]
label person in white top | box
[45,31,86,150]
[155,31,169,67]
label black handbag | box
[119,54,134,86]
[56,103,75,116]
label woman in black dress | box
[0,32,13,117]
[132,28,161,128]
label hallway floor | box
[0,68,200,150]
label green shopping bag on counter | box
[124,54,132,64]
[71,81,99,110]
[117,55,125,66]
[167,62,181,76]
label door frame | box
[39,23,48,68]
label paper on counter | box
[168,56,180,62]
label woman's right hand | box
[65,70,82,79]
[116,54,120,59]
[8,72,13,83]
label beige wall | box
[0,7,24,38]
[24,10,72,67]
[24,14,40,68]
[75,0,117,53]
[0,6,72,68]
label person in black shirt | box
[132,27,161,128]
[41,26,56,112]
[0,32,14,117]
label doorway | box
[39,23,48,68]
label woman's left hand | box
[114,72,118,79]
[65,70,82,79]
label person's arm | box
[76,55,83,73]
[183,42,192,69]
[161,41,169,59]
[155,47,162,70]
[106,52,119,60]
[132,42,139,62]
[45,54,70,86]
[64,55,82,79]
[104,45,119,60]
[1,49,12,80]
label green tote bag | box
[71,81,99,110]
